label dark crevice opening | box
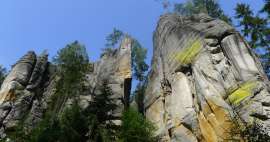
[124,78,132,109]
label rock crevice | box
[145,13,270,142]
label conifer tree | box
[0,65,6,86]
[235,3,270,76]
[119,107,156,142]
[104,29,149,113]
[85,80,118,142]
[261,0,270,19]
[25,41,90,142]
[172,0,232,24]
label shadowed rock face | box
[144,13,270,142]
[0,38,132,139]
[84,37,132,124]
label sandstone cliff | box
[144,14,270,142]
[1,13,270,142]
[0,37,132,139]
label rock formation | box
[144,13,270,142]
[1,13,270,142]
[0,37,132,139]
[84,36,132,124]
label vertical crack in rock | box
[0,51,36,105]
[0,37,132,138]
[124,78,132,108]
[145,13,270,141]
[26,51,48,91]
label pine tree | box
[130,38,149,115]
[173,0,232,24]
[23,41,90,142]
[52,41,89,114]
[133,81,147,114]
[119,107,156,142]
[235,3,270,76]
[131,39,149,82]
[105,28,124,48]
[59,103,89,142]
[261,0,270,19]
[104,29,149,113]
[85,80,118,142]
[0,65,6,86]
[101,28,124,57]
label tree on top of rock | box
[235,3,270,77]
[159,0,232,24]
[0,65,6,87]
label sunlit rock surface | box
[1,12,270,142]
[144,13,270,142]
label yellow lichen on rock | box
[170,38,203,65]
[228,81,257,105]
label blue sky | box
[0,0,265,69]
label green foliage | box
[131,39,149,81]
[174,1,196,16]
[29,117,62,142]
[235,3,270,41]
[173,0,232,24]
[228,81,257,105]
[133,80,147,114]
[0,65,6,86]
[119,107,156,142]
[28,103,89,142]
[100,47,118,57]
[7,41,92,142]
[105,28,124,48]
[104,28,149,81]
[85,80,118,141]
[104,29,149,116]
[53,41,89,113]
[235,3,270,77]
[101,28,124,57]
[261,0,270,18]
[130,37,149,115]
[54,41,89,86]
[241,120,270,142]
[59,103,89,142]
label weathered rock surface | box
[0,37,132,138]
[1,13,270,142]
[83,36,132,122]
[144,13,270,142]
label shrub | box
[241,121,270,142]
[119,107,156,142]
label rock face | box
[0,37,132,138]
[1,13,270,142]
[144,14,270,142]
[83,37,132,123]
[0,51,50,136]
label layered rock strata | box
[144,14,270,142]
